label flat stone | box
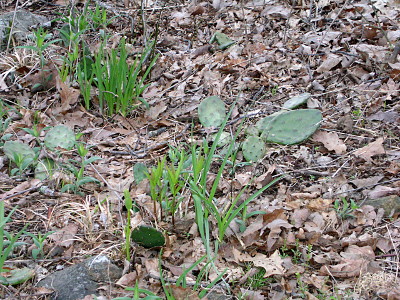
[37,255,122,300]
[364,195,400,217]
[0,9,49,49]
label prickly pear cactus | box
[198,96,226,128]
[131,225,165,248]
[0,267,35,285]
[256,111,284,132]
[3,141,35,162]
[261,109,322,145]
[242,136,266,162]
[245,126,259,137]
[282,93,311,110]
[44,125,75,150]
[211,131,231,147]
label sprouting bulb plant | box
[123,190,133,261]
[146,157,167,221]
[165,149,188,225]
[17,27,61,68]
[334,197,359,219]
[61,142,101,194]
[25,231,54,259]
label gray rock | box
[37,255,122,300]
[364,195,400,217]
[0,9,49,49]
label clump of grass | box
[93,37,158,116]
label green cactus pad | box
[245,126,259,137]
[44,125,75,150]
[282,93,311,110]
[0,267,35,285]
[131,225,165,248]
[261,109,322,145]
[3,141,35,162]
[209,32,235,50]
[211,131,231,147]
[35,157,55,180]
[256,111,285,132]
[198,96,226,128]
[242,136,266,162]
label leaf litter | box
[0,0,400,298]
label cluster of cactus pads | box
[198,94,323,162]
[244,109,322,161]
[3,125,75,178]
[3,141,35,161]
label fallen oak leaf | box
[354,137,385,163]
[253,250,285,277]
[320,245,378,278]
[234,248,285,277]
[312,131,346,154]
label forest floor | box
[0,0,400,299]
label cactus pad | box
[261,109,322,145]
[198,96,226,128]
[0,267,35,285]
[131,225,165,248]
[242,136,266,162]
[44,125,75,150]
[282,93,311,110]
[211,131,231,147]
[3,141,35,162]
[256,111,284,132]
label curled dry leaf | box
[312,131,347,154]
[353,137,385,163]
[316,54,342,73]
[48,224,79,248]
[234,248,285,277]
[320,245,377,278]
[116,271,137,287]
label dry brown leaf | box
[266,219,292,251]
[368,110,400,123]
[52,76,80,115]
[363,185,400,199]
[254,165,275,189]
[189,5,206,16]
[234,248,285,277]
[170,285,200,300]
[48,224,79,247]
[353,137,385,163]
[145,102,167,120]
[116,272,138,287]
[316,54,342,73]
[320,245,376,278]
[253,250,285,277]
[144,258,159,278]
[351,175,384,188]
[291,192,319,199]
[261,5,291,19]
[307,198,332,211]
[291,208,311,228]
[239,289,265,300]
[262,208,286,224]
[312,131,347,154]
